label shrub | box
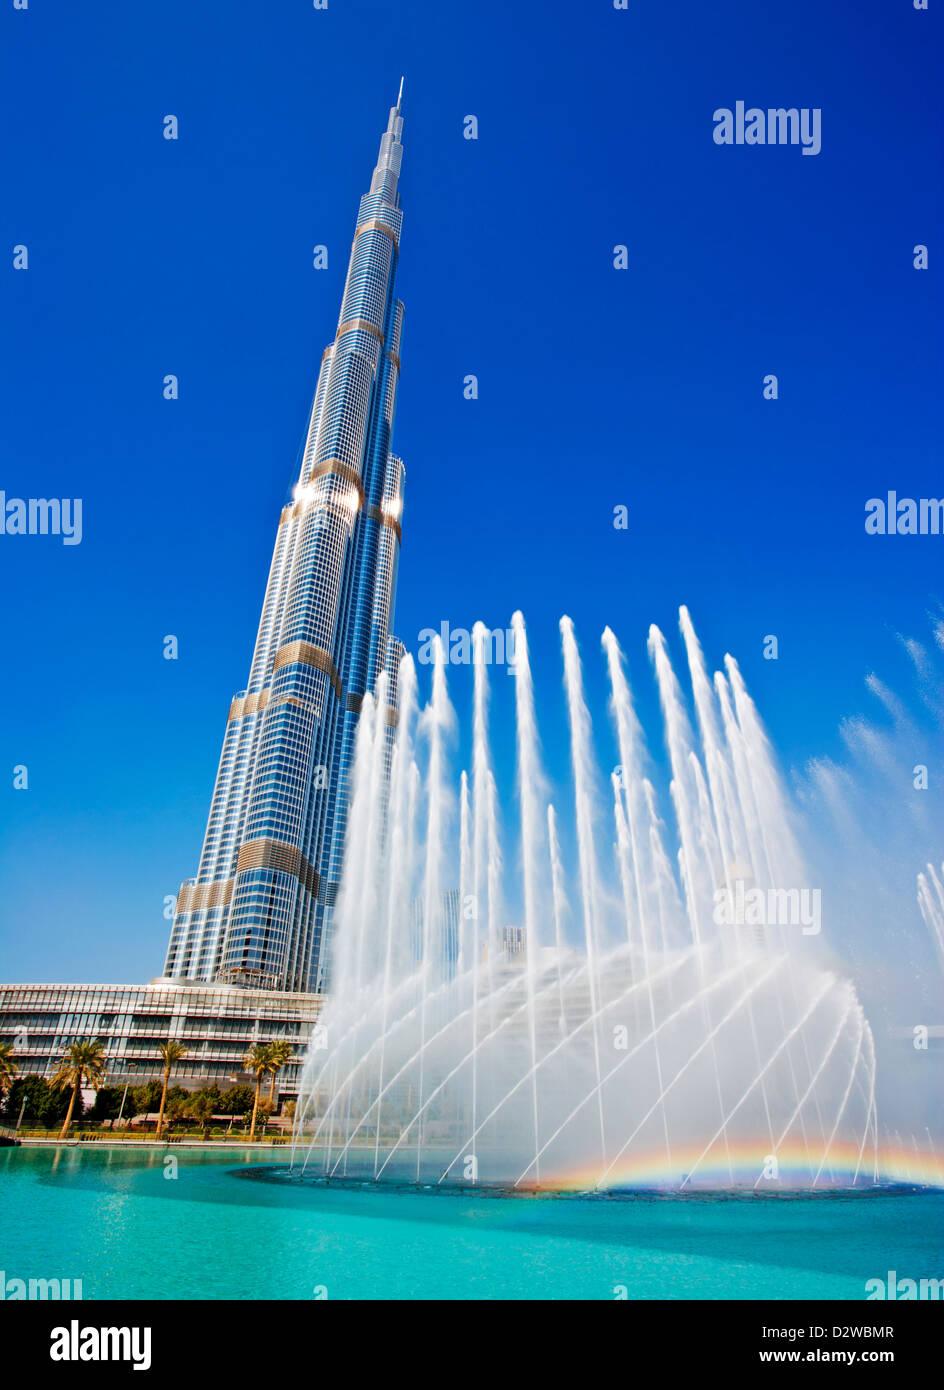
[2,1075,75,1128]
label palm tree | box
[155,1041,188,1140]
[244,1043,273,1140]
[0,1041,18,1105]
[266,1040,297,1105]
[50,1040,106,1140]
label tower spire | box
[397,76,404,111]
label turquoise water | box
[1,1146,941,1300]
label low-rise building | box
[0,977,322,1100]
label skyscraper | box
[164,86,408,995]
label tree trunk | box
[59,1080,79,1140]
[156,1066,171,1140]
[250,1076,261,1140]
[268,1069,277,1103]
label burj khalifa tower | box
[165,86,408,993]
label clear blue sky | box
[1,0,941,982]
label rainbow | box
[528,1137,944,1193]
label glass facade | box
[0,981,322,1097]
[164,91,408,994]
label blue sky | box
[1,0,941,982]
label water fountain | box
[292,609,879,1191]
[918,862,944,968]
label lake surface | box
[1,1146,941,1300]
